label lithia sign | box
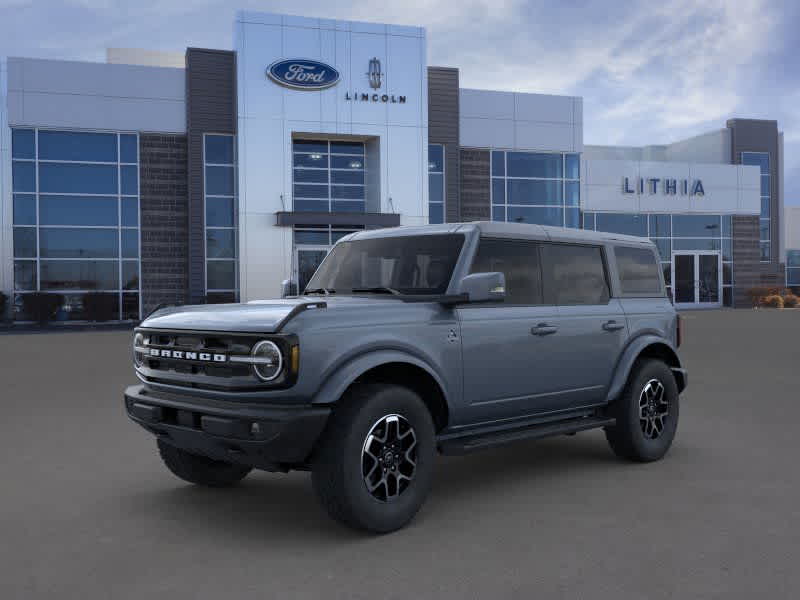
[267,57,407,103]
[623,177,705,196]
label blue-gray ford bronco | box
[125,222,686,532]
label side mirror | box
[456,272,506,303]
[280,279,297,298]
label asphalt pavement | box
[1,309,798,599]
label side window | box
[541,243,610,305]
[469,238,542,305]
[615,246,663,295]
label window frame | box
[10,127,141,321]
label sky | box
[1,0,798,204]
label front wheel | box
[605,359,680,462]
[311,384,436,533]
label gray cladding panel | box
[186,48,237,304]
[428,67,460,223]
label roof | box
[348,221,653,246]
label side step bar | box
[437,415,616,456]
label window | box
[292,139,365,213]
[469,239,542,305]
[491,150,580,228]
[11,128,140,320]
[541,243,609,305]
[429,144,445,224]
[293,225,364,291]
[742,152,770,261]
[204,134,238,298]
[615,247,663,295]
[584,212,733,306]
[306,234,465,296]
[787,250,800,287]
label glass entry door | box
[295,248,329,293]
[671,251,721,308]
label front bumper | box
[124,384,330,470]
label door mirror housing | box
[456,272,506,303]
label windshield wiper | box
[351,286,402,296]
[303,287,335,295]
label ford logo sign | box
[267,59,340,90]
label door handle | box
[602,320,625,332]
[531,323,558,336]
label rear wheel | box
[311,384,436,533]
[605,359,680,462]
[157,439,252,487]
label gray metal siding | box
[427,67,460,223]
[186,48,237,303]
[727,119,783,276]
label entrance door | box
[295,247,329,293]
[671,251,721,308]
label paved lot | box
[1,309,799,599]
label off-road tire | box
[157,439,252,487]
[605,359,680,462]
[311,384,436,533]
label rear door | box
[456,238,563,426]
[538,242,628,410]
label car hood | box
[139,296,396,333]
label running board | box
[437,416,616,456]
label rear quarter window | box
[615,246,663,295]
[540,243,610,305]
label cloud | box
[0,0,796,202]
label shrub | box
[746,287,769,307]
[22,293,64,324]
[82,292,118,322]
[762,295,784,309]
[0,292,7,322]
[782,294,799,308]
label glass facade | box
[428,144,444,224]
[11,128,140,320]
[583,212,734,306]
[491,150,580,228]
[204,134,238,300]
[742,152,770,261]
[787,250,800,287]
[292,140,365,213]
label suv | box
[125,222,686,533]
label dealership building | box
[0,10,793,320]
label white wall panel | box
[459,117,514,149]
[583,157,759,215]
[235,11,427,300]
[7,57,185,132]
[459,88,581,153]
[514,121,574,152]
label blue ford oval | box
[267,59,340,90]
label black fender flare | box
[605,335,686,403]
[310,349,450,409]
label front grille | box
[135,328,294,392]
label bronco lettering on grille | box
[149,348,227,362]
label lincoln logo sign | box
[623,177,705,196]
[267,59,340,90]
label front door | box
[671,251,721,308]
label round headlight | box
[133,332,145,367]
[251,340,283,381]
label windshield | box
[305,234,465,296]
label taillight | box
[676,314,682,347]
